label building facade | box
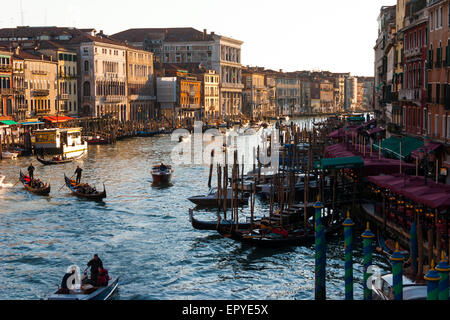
[111,28,243,119]
[126,47,155,121]
[36,41,79,117]
[0,48,13,117]
[13,49,58,118]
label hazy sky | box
[3,0,397,76]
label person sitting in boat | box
[87,254,103,285]
[60,267,76,294]
[96,267,111,287]
[159,163,168,171]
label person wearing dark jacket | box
[75,166,83,185]
[87,254,103,285]
[28,163,35,181]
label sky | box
[2,0,397,76]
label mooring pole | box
[425,260,441,300]
[410,222,418,276]
[314,197,326,300]
[390,243,404,301]
[436,252,450,301]
[343,211,354,300]
[362,222,375,300]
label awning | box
[315,156,364,170]
[347,116,365,122]
[19,121,44,126]
[410,143,442,160]
[0,120,19,125]
[373,136,424,159]
[43,116,75,123]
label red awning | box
[410,143,442,160]
[43,116,75,123]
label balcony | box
[399,88,422,103]
[35,108,51,115]
[13,87,25,94]
[59,94,69,100]
[31,70,48,75]
[31,89,49,97]
[0,88,12,95]
[0,65,12,72]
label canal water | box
[0,116,390,300]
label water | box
[0,117,390,300]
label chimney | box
[211,31,215,36]
[203,29,207,40]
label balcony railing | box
[31,70,48,75]
[0,88,12,95]
[399,88,422,102]
[31,89,49,97]
[35,108,51,115]
[0,65,12,72]
[59,94,69,100]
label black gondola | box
[19,170,51,196]
[189,209,252,231]
[64,174,106,201]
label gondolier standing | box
[27,163,35,181]
[75,166,83,185]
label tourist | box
[87,254,103,285]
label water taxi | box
[33,128,88,159]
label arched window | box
[84,60,89,72]
[83,81,90,97]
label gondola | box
[188,188,249,207]
[217,217,343,248]
[64,174,106,201]
[46,277,119,300]
[376,232,410,260]
[19,170,51,196]
[37,152,85,166]
[151,164,174,185]
[189,209,252,231]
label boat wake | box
[0,175,13,188]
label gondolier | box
[75,166,83,185]
[87,254,103,286]
[27,163,35,180]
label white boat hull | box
[63,142,88,159]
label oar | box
[12,180,21,187]
[59,174,75,192]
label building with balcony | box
[426,0,450,144]
[126,46,155,121]
[0,47,13,117]
[111,28,243,118]
[397,0,428,136]
[13,48,57,117]
[374,5,397,123]
[242,67,269,119]
[66,32,128,120]
[35,41,79,117]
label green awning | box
[315,156,364,170]
[0,120,18,125]
[347,116,365,122]
[373,136,423,159]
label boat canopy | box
[315,156,364,170]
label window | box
[440,7,443,28]
[83,81,90,97]
[84,60,89,72]
[431,12,434,31]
